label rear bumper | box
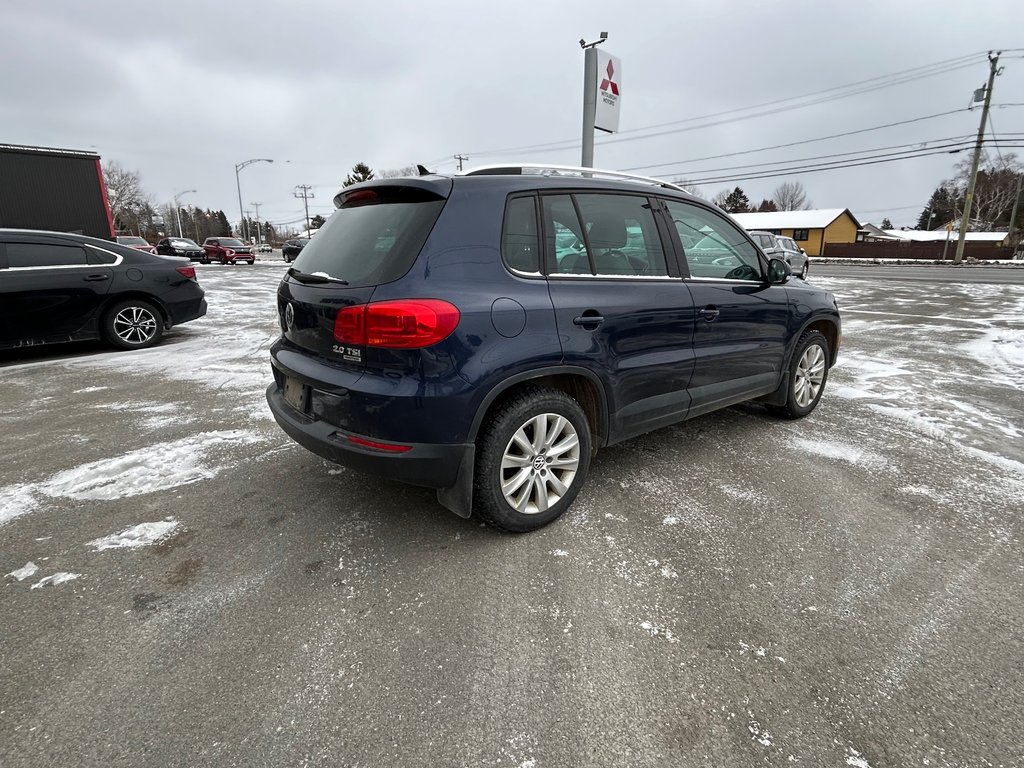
[266,383,472,490]
[166,296,207,326]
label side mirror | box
[799,247,806,255]
[768,257,791,284]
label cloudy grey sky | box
[3,0,1022,231]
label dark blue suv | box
[266,166,841,532]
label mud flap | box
[436,445,475,518]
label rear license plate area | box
[283,376,308,414]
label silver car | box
[774,235,809,279]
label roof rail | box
[462,163,686,193]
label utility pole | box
[251,202,262,245]
[579,32,608,168]
[454,154,468,171]
[954,51,1001,264]
[294,185,314,235]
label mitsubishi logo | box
[284,302,295,330]
[600,60,619,95]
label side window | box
[664,201,762,281]
[502,196,540,273]
[792,230,809,242]
[7,243,89,268]
[574,194,669,276]
[86,246,117,265]
[545,193,669,277]
[544,195,590,275]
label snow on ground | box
[38,430,262,501]
[6,561,39,580]
[30,572,81,589]
[87,519,180,551]
[0,484,39,527]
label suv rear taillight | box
[334,299,460,349]
[176,266,197,280]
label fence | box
[823,241,1014,260]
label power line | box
[466,52,987,157]
[684,140,1023,186]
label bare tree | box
[671,179,704,199]
[773,181,811,211]
[711,189,731,209]
[944,153,1021,230]
[377,165,419,179]
[102,161,150,232]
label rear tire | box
[103,299,164,350]
[770,329,829,419]
[474,387,591,532]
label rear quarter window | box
[294,186,445,288]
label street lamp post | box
[173,189,196,238]
[234,158,273,242]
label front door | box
[662,199,791,417]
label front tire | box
[474,387,592,532]
[771,329,829,419]
[103,299,164,350]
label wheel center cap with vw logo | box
[533,456,546,471]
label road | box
[813,262,1024,283]
[2,263,1022,767]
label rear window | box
[293,187,445,288]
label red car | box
[201,237,256,264]
[115,235,157,255]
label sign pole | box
[581,46,598,168]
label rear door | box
[542,191,696,442]
[663,199,791,417]
[0,235,113,345]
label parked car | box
[156,237,205,261]
[257,243,274,253]
[0,229,206,351]
[201,237,256,264]
[282,238,309,262]
[266,167,841,532]
[115,235,157,255]
[775,235,810,279]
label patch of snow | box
[748,721,773,747]
[87,519,180,551]
[73,386,109,393]
[0,484,38,527]
[39,430,262,501]
[662,515,679,526]
[846,747,872,767]
[550,549,569,557]
[31,572,81,589]
[789,437,887,468]
[6,561,39,581]
[639,620,679,643]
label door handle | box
[83,274,111,282]
[698,306,720,321]
[573,312,605,329]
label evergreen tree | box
[310,214,327,229]
[722,187,751,213]
[880,217,893,229]
[343,162,375,187]
[215,210,232,237]
[756,199,778,212]
[917,187,956,230]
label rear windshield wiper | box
[287,267,349,285]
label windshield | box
[293,187,444,288]
[218,238,246,247]
[117,236,147,245]
[171,238,198,247]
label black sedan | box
[0,229,207,351]
[157,236,206,261]
[282,238,309,262]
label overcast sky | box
[3,0,1022,232]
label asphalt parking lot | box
[2,262,1022,767]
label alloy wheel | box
[794,344,826,408]
[500,413,580,515]
[112,306,158,346]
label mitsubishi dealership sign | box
[595,50,621,133]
